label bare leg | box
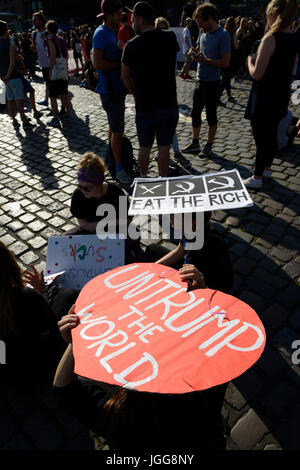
[29,91,37,112]
[192,126,201,140]
[15,99,26,122]
[111,132,123,165]
[157,145,170,177]
[50,97,59,120]
[60,94,72,115]
[138,146,152,175]
[7,100,16,121]
[208,124,217,144]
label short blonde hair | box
[155,16,170,29]
[78,152,106,176]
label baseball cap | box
[97,0,122,17]
[131,1,154,21]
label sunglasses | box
[77,183,94,193]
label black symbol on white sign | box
[139,184,163,195]
[205,174,243,193]
[171,182,195,195]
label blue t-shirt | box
[197,27,231,82]
[92,24,126,96]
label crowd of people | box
[0,0,299,451]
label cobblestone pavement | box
[0,70,299,451]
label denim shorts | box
[136,107,179,148]
[6,78,25,101]
[100,93,125,134]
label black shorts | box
[135,107,179,148]
[48,79,68,98]
[191,80,220,128]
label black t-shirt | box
[0,288,65,384]
[54,375,226,450]
[122,29,179,112]
[180,227,234,294]
[70,183,129,224]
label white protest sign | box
[46,234,125,290]
[129,170,253,215]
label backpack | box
[105,136,139,179]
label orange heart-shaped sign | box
[73,263,266,393]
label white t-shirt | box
[182,27,192,53]
[33,30,50,68]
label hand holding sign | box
[58,305,80,343]
[72,263,266,393]
[179,264,207,290]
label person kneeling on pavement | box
[66,151,145,264]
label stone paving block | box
[230,408,269,450]
[20,251,40,265]
[261,304,290,332]
[275,283,300,310]
[245,276,275,299]
[224,383,247,411]
[9,241,29,257]
[233,257,257,276]
[0,233,16,247]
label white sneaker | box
[250,168,271,178]
[116,168,132,184]
[243,176,263,189]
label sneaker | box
[182,141,200,154]
[33,110,43,118]
[116,168,132,185]
[37,99,49,107]
[250,168,271,179]
[202,143,213,157]
[48,118,60,127]
[243,176,263,189]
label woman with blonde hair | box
[68,152,145,263]
[243,0,298,189]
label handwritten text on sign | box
[46,235,125,290]
[73,264,266,393]
[129,170,253,215]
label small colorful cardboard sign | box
[73,263,266,393]
[46,235,125,291]
[128,170,253,216]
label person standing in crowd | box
[179,17,193,80]
[91,0,131,185]
[20,32,36,79]
[117,11,134,49]
[183,3,231,157]
[46,20,72,127]
[243,0,298,189]
[71,31,84,77]
[32,10,50,107]
[121,1,179,178]
[218,16,239,103]
[0,20,33,129]
[180,0,199,46]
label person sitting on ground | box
[53,305,227,450]
[0,242,65,386]
[67,151,145,264]
[80,59,98,91]
[145,211,234,294]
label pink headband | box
[77,169,104,184]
